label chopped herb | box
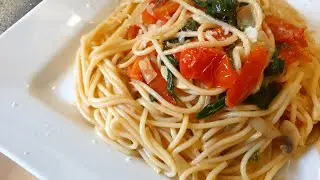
[167,72,176,99]
[167,55,179,69]
[163,38,180,50]
[197,96,226,119]
[264,48,285,77]
[249,150,259,162]
[245,83,282,109]
[193,0,208,8]
[163,19,198,50]
[207,0,238,26]
[183,19,200,31]
[149,94,157,102]
[218,92,227,100]
[167,38,180,44]
[193,0,239,26]
[166,55,179,100]
[264,59,285,76]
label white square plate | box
[0,0,319,179]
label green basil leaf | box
[167,71,178,100]
[166,55,179,100]
[197,96,226,119]
[245,83,282,109]
[183,19,200,31]
[264,58,285,77]
[167,55,179,69]
[163,38,180,50]
[264,48,285,77]
[206,0,239,26]
[193,0,208,8]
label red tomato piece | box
[279,44,312,64]
[179,47,222,80]
[126,25,141,40]
[226,46,269,108]
[127,55,175,104]
[179,47,236,88]
[143,1,178,24]
[153,1,179,21]
[142,9,157,24]
[213,57,237,89]
[173,52,181,61]
[265,15,308,47]
[148,61,176,104]
[127,56,145,81]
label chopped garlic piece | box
[244,26,258,43]
[139,58,157,84]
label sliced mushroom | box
[280,120,301,152]
[279,136,294,153]
[237,5,255,30]
[249,118,281,139]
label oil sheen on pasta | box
[74,0,320,179]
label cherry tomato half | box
[226,46,269,108]
[265,15,308,47]
[179,47,237,88]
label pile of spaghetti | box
[75,0,320,179]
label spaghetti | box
[75,0,320,179]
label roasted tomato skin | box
[142,9,158,24]
[265,15,308,47]
[126,25,141,40]
[142,1,179,24]
[179,47,237,89]
[153,1,179,21]
[278,44,311,64]
[127,55,175,104]
[226,46,269,108]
